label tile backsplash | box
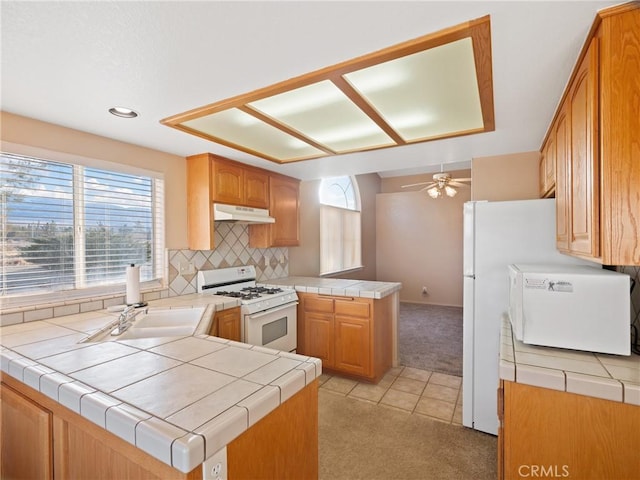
[167,222,289,296]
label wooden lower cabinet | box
[304,312,335,367]
[1,374,318,480]
[499,380,640,480]
[210,306,241,342]
[1,383,53,479]
[1,378,199,480]
[298,292,392,382]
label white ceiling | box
[0,1,620,181]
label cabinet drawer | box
[335,299,370,318]
[304,296,334,313]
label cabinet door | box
[304,312,334,368]
[568,38,599,258]
[216,307,241,342]
[213,161,244,205]
[1,383,53,480]
[555,105,570,251]
[244,169,269,209]
[539,134,555,198]
[538,152,546,198]
[249,175,300,248]
[334,315,371,377]
[269,176,300,246]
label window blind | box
[320,205,362,275]
[1,152,164,298]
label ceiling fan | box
[401,165,471,199]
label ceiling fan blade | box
[451,177,472,182]
[448,181,470,188]
[401,181,432,188]
[418,183,438,191]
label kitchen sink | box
[81,306,208,343]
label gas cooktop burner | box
[214,291,262,300]
[241,286,284,295]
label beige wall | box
[0,112,188,248]
[377,170,471,306]
[472,151,540,201]
[288,173,380,280]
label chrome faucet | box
[111,305,140,336]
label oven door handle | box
[248,301,299,319]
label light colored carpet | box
[399,303,463,376]
[319,390,497,480]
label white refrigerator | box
[462,199,596,435]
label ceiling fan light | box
[427,186,441,199]
[445,185,457,197]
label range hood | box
[213,203,275,224]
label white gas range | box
[196,266,298,352]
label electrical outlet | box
[203,447,227,480]
[179,262,195,274]
[422,286,428,295]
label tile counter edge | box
[499,314,640,405]
[263,276,402,299]
[0,297,322,474]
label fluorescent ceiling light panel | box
[344,37,484,141]
[161,16,494,164]
[248,80,394,152]
[182,109,326,161]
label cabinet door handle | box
[318,295,355,301]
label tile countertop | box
[499,314,639,405]
[0,293,322,474]
[263,276,402,299]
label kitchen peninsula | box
[0,294,321,479]
[263,277,402,383]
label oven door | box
[244,302,297,352]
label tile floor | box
[319,366,463,425]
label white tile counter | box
[263,276,402,299]
[499,314,639,405]
[0,293,322,473]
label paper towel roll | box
[126,264,141,305]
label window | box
[1,152,164,303]
[319,176,362,275]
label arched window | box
[318,176,362,275]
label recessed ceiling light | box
[109,106,139,118]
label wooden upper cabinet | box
[187,153,215,250]
[186,154,273,249]
[554,104,570,252]
[568,37,599,259]
[539,134,555,198]
[542,3,640,265]
[249,175,300,248]
[598,4,640,265]
[244,169,269,209]
[212,157,269,209]
[212,160,244,205]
